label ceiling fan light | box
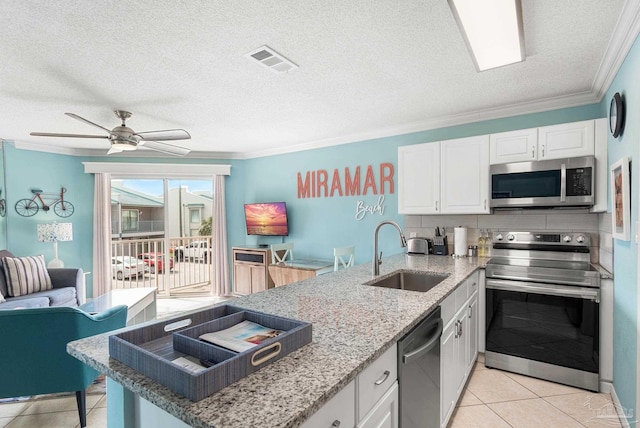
[448,0,525,71]
[111,140,137,151]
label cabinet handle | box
[374,370,391,386]
[455,320,462,338]
[469,304,473,319]
[541,145,545,158]
[331,421,341,428]
[435,200,438,211]
[532,146,535,158]
[484,199,487,210]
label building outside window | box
[122,209,139,232]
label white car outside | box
[112,256,147,280]
[174,240,212,262]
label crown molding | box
[591,0,640,99]
[11,140,239,160]
[242,90,601,159]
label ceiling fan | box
[30,110,191,156]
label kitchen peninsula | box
[68,253,486,428]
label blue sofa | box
[0,249,84,309]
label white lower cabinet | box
[301,344,398,428]
[440,315,458,426]
[357,382,398,428]
[440,273,479,428]
[300,380,356,428]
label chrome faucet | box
[373,220,407,275]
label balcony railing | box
[111,236,213,295]
[111,220,165,235]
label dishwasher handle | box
[401,318,443,365]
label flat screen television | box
[244,202,289,236]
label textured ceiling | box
[0,0,633,158]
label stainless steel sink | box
[364,270,449,293]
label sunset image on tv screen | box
[244,202,288,235]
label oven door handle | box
[486,278,599,301]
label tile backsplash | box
[404,208,612,269]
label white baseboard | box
[600,381,613,394]
[610,384,632,428]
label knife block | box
[433,236,448,255]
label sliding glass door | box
[110,178,214,296]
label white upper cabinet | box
[489,127,537,164]
[490,120,596,164]
[398,142,440,214]
[440,136,490,214]
[399,119,605,215]
[538,120,595,160]
[398,136,489,215]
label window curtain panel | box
[213,175,231,296]
[92,172,112,297]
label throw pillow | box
[1,255,53,297]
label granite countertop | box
[68,253,487,428]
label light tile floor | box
[449,355,624,428]
[0,298,625,427]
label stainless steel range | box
[484,231,601,391]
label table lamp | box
[37,222,73,268]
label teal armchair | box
[0,305,127,427]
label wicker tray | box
[109,304,312,401]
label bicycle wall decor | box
[15,187,75,217]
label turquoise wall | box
[4,103,602,291]
[4,143,94,273]
[243,103,602,266]
[3,147,246,297]
[603,32,640,421]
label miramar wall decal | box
[296,163,394,220]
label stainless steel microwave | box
[490,156,595,208]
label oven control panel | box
[493,231,590,247]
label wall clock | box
[609,92,624,138]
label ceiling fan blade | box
[135,129,191,141]
[107,146,125,155]
[30,132,109,139]
[65,112,112,134]
[138,140,190,156]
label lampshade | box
[37,223,73,268]
[37,222,73,243]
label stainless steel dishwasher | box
[398,307,442,428]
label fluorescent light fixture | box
[448,0,525,71]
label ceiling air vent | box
[245,45,298,74]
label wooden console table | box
[232,246,274,295]
[268,259,334,287]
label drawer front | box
[440,291,456,325]
[301,379,355,428]
[357,343,398,421]
[467,273,478,298]
[455,278,470,309]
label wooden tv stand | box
[232,246,274,295]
